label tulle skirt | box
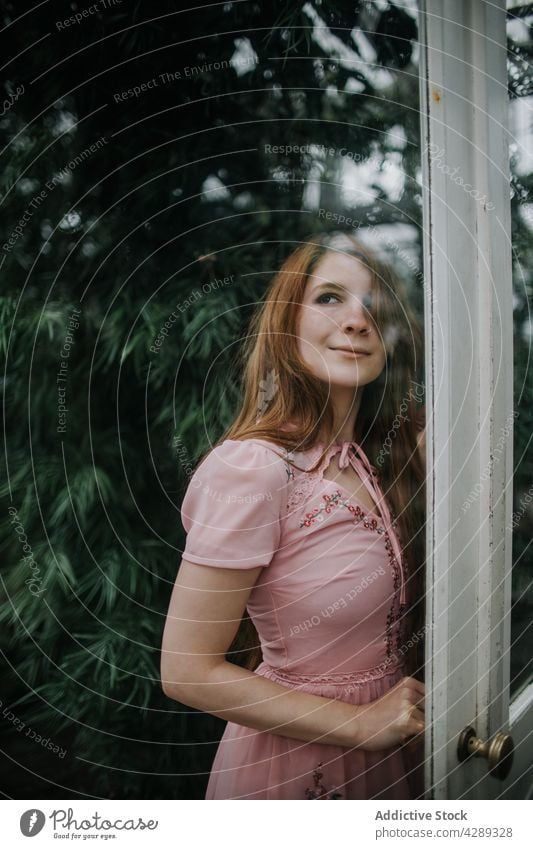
[205,660,425,800]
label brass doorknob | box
[457,725,514,780]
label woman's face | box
[296,250,387,390]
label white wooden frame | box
[419,0,532,799]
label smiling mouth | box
[329,348,370,357]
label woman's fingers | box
[414,693,425,712]
[403,676,425,697]
[408,705,425,728]
[403,678,426,710]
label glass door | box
[419,0,533,799]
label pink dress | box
[180,436,423,800]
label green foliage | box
[1,0,530,799]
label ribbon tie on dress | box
[330,440,407,606]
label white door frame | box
[419,0,532,799]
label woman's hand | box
[352,676,425,752]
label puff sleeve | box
[180,439,287,569]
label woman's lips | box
[329,347,369,358]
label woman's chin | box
[317,374,364,390]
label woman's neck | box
[284,388,364,445]
[329,387,362,444]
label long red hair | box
[202,233,426,678]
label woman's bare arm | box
[160,558,363,748]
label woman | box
[160,231,427,799]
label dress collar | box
[317,439,378,474]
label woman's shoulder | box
[194,437,289,488]
[219,437,320,470]
[208,436,287,460]
[181,438,289,569]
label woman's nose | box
[339,298,371,333]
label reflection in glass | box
[507,6,533,697]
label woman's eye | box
[316,292,340,304]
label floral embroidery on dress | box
[299,489,386,533]
[282,441,408,665]
[384,533,408,661]
[305,762,344,799]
